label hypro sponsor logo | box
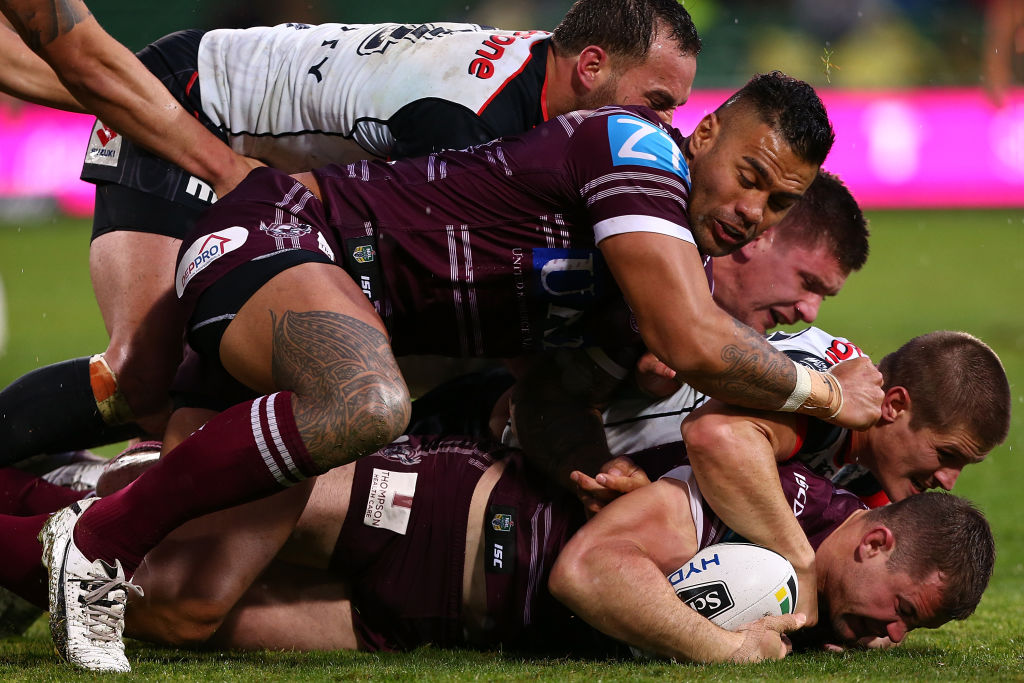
[175,226,249,298]
[792,471,809,517]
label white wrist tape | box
[780,362,812,412]
[827,374,845,419]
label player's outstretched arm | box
[549,478,797,662]
[0,15,83,110]
[0,0,260,196]
[681,399,819,626]
[598,232,883,430]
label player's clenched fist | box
[828,357,884,430]
[729,613,806,662]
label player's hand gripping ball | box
[668,542,798,630]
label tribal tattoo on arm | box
[700,318,797,409]
[270,310,411,471]
[2,0,91,50]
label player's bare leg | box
[208,561,359,651]
[217,261,411,471]
[0,231,180,466]
[89,230,185,436]
[126,464,355,648]
[161,407,216,453]
[125,482,315,646]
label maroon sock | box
[0,513,49,609]
[74,392,317,573]
[0,468,88,515]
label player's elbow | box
[548,547,593,610]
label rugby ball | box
[667,542,798,631]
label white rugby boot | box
[39,498,143,672]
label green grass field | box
[1,211,1023,680]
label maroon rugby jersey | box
[310,104,698,357]
[661,458,867,551]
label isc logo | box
[492,543,504,569]
[360,275,373,300]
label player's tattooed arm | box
[0,0,90,50]
[701,317,798,406]
[0,12,84,110]
[270,310,411,470]
[510,349,627,490]
[601,232,881,429]
[1,0,260,195]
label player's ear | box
[576,45,610,91]
[879,386,910,424]
[856,524,895,561]
[688,113,719,157]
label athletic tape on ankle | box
[780,363,812,412]
[89,354,135,425]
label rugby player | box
[125,444,997,660]
[409,323,1008,632]
[405,168,870,447]
[0,0,702,467]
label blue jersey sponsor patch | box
[607,115,690,183]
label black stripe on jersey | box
[603,394,708,429]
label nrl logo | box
[352,244,376,263]
[491,513,515,532]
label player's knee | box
[335,380,411,453]
[144,598,233,646]
[301,381,411,466]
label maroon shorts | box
[331,435,502,650]
[173,166,342,362]
[331,435,605,654]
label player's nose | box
[934,466,961,491]
[886,620,908,644]
[795,295,823,323]
[736,194,765,230]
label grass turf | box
[1,210,1023,680]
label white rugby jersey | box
[197,22,550,171]
[602,326,869,456]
